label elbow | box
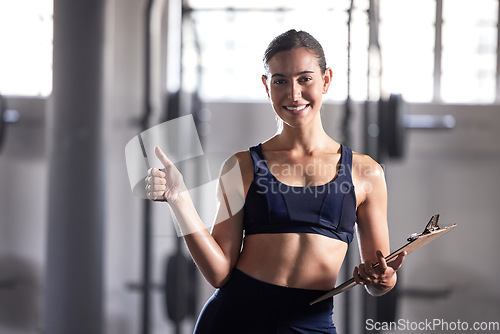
[205,269,233,289]
[207,274,230,289]
[210,281,224,289]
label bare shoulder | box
[219,149,254,194]
[351,151,386,206]
[352,151,385,181]
[232,150,254,177]
[219,150,252,173]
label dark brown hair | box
[263,29,327,76]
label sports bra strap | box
[248,144,265,175]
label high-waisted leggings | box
[193,269,337,334]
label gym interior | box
[1,0,499,333]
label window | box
[441,0,498,103]
[0,0,53,97]
[187,0,500,104]
[379,0,436,102]
[380,0,499,104]
[184,0,370,102]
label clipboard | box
[310,214,457,305]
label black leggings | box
[194,269,337,334]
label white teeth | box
[285,105,307,111]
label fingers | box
[388,251,406,271]
[354,260,378,285]
[149,167,166,178]
[146,190,165,201]
[353,266,363,285]
[146,184,166,191]
[145,168,162,184]
[145,169,166,188]
[145,147,186,202]
[353,266,373,285]
[376,250,388,274]
[364,260,378,279]
[145,167,167,201]
[354,251,395,285]
[354,250,407,287]
[155,146,173,168]
[145,181,166,200]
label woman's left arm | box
[353,155,405,296]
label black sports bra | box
[242,144,357,244]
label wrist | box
[168,190,208,236]
[169,189,191,206]
[367,272,397,296]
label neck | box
[276,117,331,153]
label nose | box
[289,82,301,101]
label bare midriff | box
[236,232,348,291]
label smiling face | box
[262,47,332,129]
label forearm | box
[170,192,232,287]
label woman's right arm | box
[146,147,247,288]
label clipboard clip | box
[407,214,440,242]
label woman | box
[146,29,405,334]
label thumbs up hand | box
[145,146,187,203]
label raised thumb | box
[155,146,173,168]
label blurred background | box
[0,0,499,333]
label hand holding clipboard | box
[310,214,457,305]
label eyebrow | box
[270,70,315,78]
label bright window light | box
[441,0,498,103]
[184,0,500,104]
[185,0,371,102]
[379,0,435,103]
[0,0,53,97]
